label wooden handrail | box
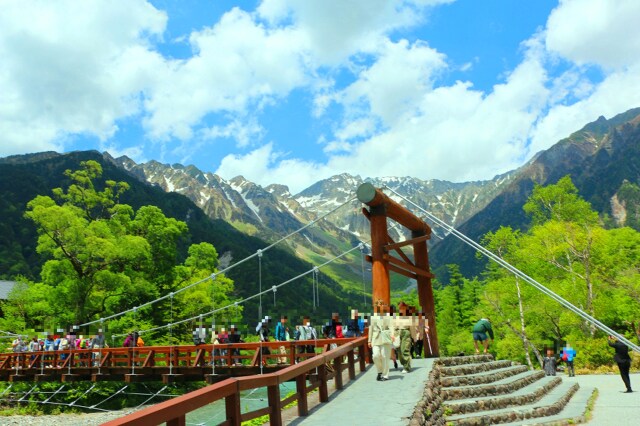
[102,336,370,426]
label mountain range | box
[2,107,640,307]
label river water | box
[185,382,299,425]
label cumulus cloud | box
[0,0,166,157]
[142,7,310,142]
[258,0,453,65]
[545,0,640,69]
[4,0,640,195]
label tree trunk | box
[515,277,534,369]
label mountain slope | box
[430,107,640,281]
[0,151,360,324]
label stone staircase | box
[411,355,595,425]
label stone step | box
[437,354,494,367]
[440,364,530,387]
[444,375,561,415]
[498,385,596,426]
[443,370,546,401]
[440,359,516,377]
[444,380,580,425]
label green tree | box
[16,161,239,335]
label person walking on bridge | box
[608,335,633,393]
[368,307,396,381]
[472,318,494,354]
[395,302,416,373]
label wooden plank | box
[384,234,430,251]
[387,263,418,280]
[385,254,435,278]
[142,350,155,368]
[385,234,414,266]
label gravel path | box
[0,408,139,426]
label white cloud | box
[100,142,145,163]
[0,0,166,157]
[545,0,640,69]
[142,7,310,141]
[258,0,453,65]
[331,39,447,128]
[526,0,640,154]
[199,118,265,148]
[529,62,640,155]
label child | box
[543,348,557,376]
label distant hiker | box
[256,317,271,365]
[472,318,494,354]
[543,348,557,376]
[608,335,633,393]
[275,315,288,364]
[227,325,244,365]
[123,333,134,348]
[560,343,576,377]
[344,310,361,337]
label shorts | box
[473,332,488,341]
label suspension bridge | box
[1,184,638,425]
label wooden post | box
[318,364,328,403]
[267,383,282,426]
[347,350,356,380]
[296,374,308,416]
[370,205,390,312]
[167,416,186,426]
[225,390,241,426]
[333,357,343,390]
[413,231,440,356]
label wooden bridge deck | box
[0,338,357,384]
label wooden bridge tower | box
[357,183,439,356]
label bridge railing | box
[0,338,364,378]
[102,336,369,426]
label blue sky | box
[1,0,640,193]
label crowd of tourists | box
[10,332,107,354]
[368,302,431,381]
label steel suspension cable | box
[385,186,640,354]
[122,242,365,337]
[75,195,357,329]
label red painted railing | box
[0,338,363,383]
[101,336,369,426]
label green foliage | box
[617,181,640,231]
[2,160,241,342]
[524,175,598,226]
[434,176,640,367]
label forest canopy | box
[1,161,240,343]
